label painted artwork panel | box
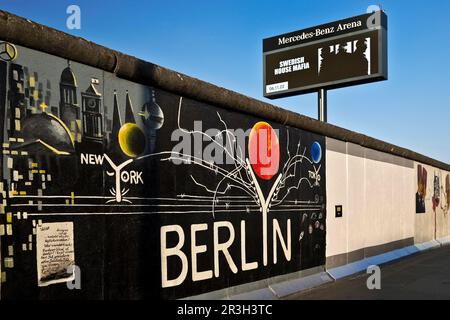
[416,165,427,214]
[0,41,326,299]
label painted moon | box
[248,121,280,180]
[118,123,146,158]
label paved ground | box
[287,245,450,300]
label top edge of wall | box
[0,10,448,171]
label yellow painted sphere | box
[118,123,146,157]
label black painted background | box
[1,72,325,300]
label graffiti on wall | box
[0,41,326,299]
[440,173,450,215]
[416,165,427,214]
[415,164,450,216]
[432,175,440,213]
[159,99,325,293]
[447,175,450,214]
[446,175,450,213]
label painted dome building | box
[15,112,75,155]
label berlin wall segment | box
[1,9,448,301]
[0,42,326,299]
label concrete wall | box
[326,137,450,268]
[0,10,449,299]
[326,138,416,268]
[0,40,328,300]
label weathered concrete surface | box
[287,245,450,300]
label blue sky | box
[2,0,449,163]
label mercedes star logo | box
[0,42,18,61]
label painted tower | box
[124,90,135,124]
[59,61,81,142]
[76,82,105,195]
[81,83,103,143]
[108,90,122,157]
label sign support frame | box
[318,88,327,122]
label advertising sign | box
[263,12,388,98]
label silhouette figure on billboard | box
[318,35,371,82]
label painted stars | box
[39,102,48,113]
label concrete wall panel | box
[326,138,416,267]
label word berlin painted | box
[263,11,388,98]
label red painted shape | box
[248,122,280,180]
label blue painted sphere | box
[311,142,322,164]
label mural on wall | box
[416,164,427,214]
[432,175,440,213]
[440,173,450,215]
[445,174,450,214]
[0,41,326,299]
[415,165,449,216]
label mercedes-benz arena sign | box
[263,11,388,99]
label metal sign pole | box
[318,88,327,122]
